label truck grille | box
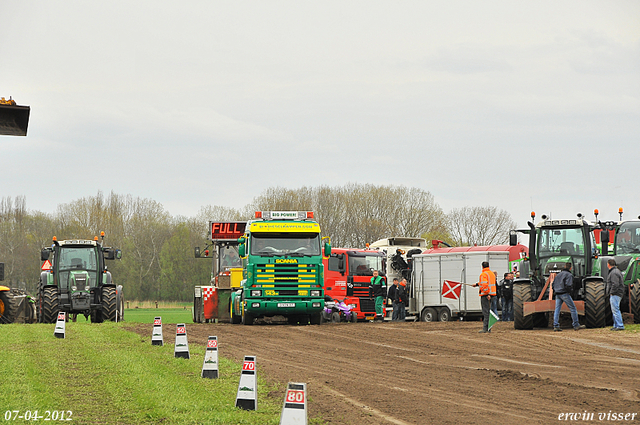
[359,298,376,313]
[256,263,317,284]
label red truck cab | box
[324,248,386,320]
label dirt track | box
[130,320,640,424]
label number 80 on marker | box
[286,390,305,404]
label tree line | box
[0,185,515,301]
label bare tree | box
[447,206,516,246]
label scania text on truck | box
[230,211,331,325]
[324,248,386,321]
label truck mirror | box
[41,248,51,261]
[238,244,246,258]
[194,247,201,258]
[324,242,331,257]
[509,232,517,246]
[115,249,122,260]
[103,248,116,260]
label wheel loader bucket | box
[0,98,30,136]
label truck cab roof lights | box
[619,207,624,220]
[255,211,314,220]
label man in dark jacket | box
[501,273,514,321]
[552,263,585,331]
[388,278,399,321]
[606,259,625,331]
[395,279,408,321]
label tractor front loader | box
[0,97,30,136]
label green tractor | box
[38,235,123,323]
[511,213,609,329]
[597,214,640,323]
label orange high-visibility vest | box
[478,268,496,296]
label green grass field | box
[0,322,286,425]
[123,308,194,324]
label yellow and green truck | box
[230,211,330,325]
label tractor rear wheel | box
[513,283,533,330]
[630,280,640,324]
[585,280,606,328]
[42,287,59,323]
[101,286,117,322]
[0,290,18,324]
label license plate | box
[278,303,295,308]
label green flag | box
[488,310,500,330]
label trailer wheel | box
[631,281,640,324]
[585,280,606,329]
[42,287,59,324]
[438,307,451,322]
[0,290,17,324]
[420,307,437,322]
[513,283,533,330]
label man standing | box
[552,263,585,331]
[370,270,386,321]
[388,278,399,321]
[606,259,625,331]
[396,279,408,321]
[501,273,514,321]
[473,261,496,333]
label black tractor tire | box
[420,307,437,322]
[350,311,358,323]
[438,307,451,322]
[0,290,18,324]
[631,281,640,324]
[513,283,534,330]
[585,280,607,328]
[42,287,59,324]
[101,286,117,322]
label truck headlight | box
[85,286,90,291]
[251,290,261,297]
[310,290,320,297]
[71,286,77,291]
[349,304,356,309]
[251,302,260,308]
[312,302,321,308]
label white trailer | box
[410,251,510,322]
[369,237,427,283]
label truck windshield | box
[219,246,242,270]
[250,233,321,256]
[616,222,640,254]
[349,254,384,276]
[538,227,586,257]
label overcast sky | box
[1,1,639,229]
